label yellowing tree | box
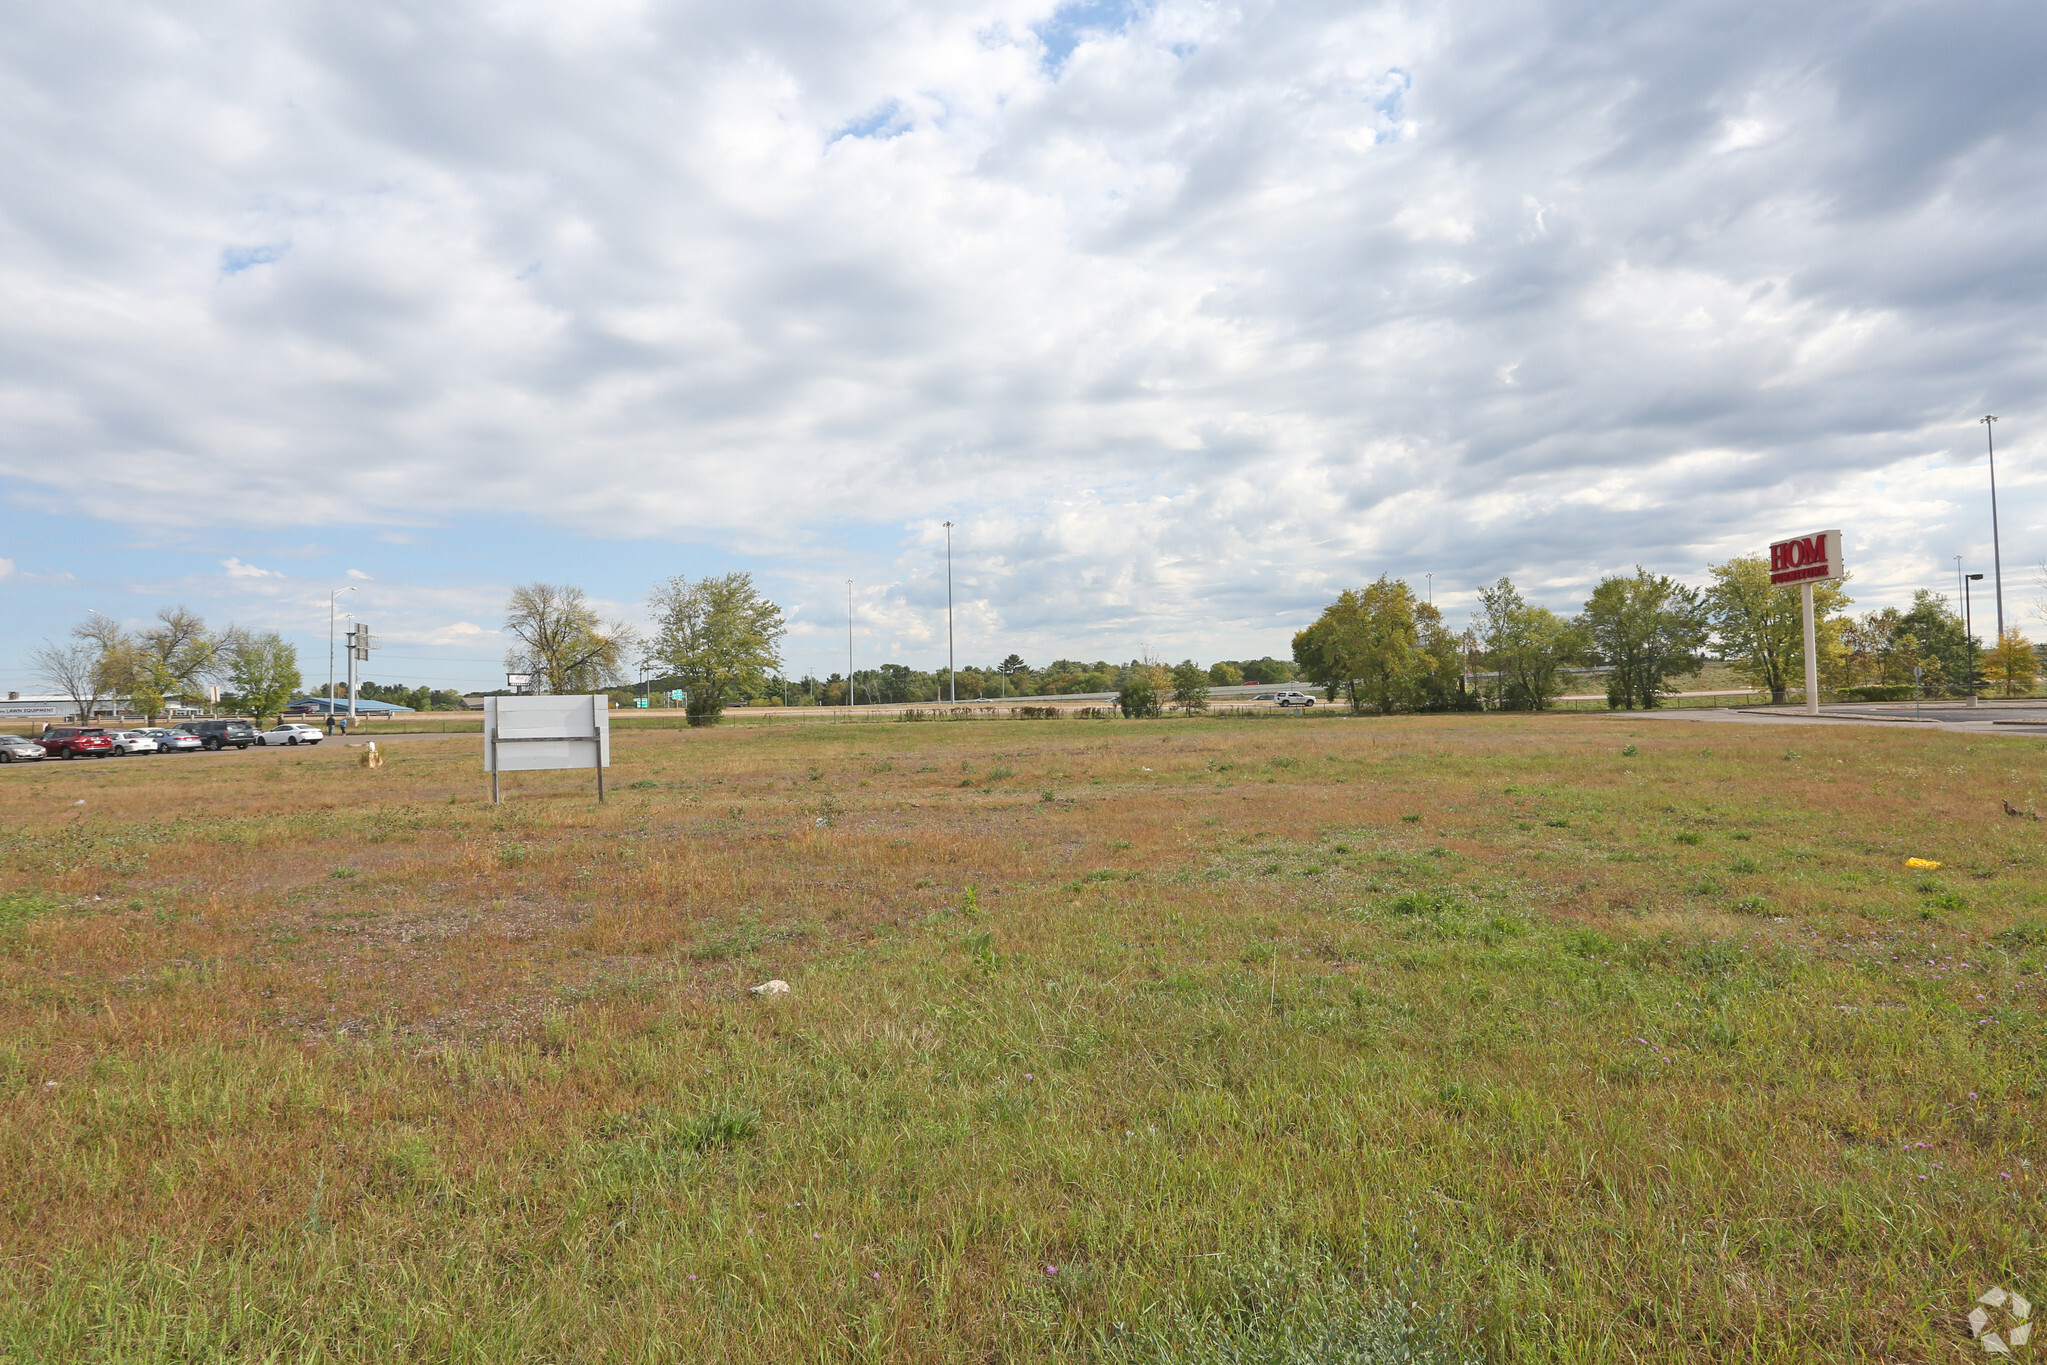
[1984,630,2038,697]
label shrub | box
[1118,676,1161,719]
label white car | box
[139,727,203,753]
[1272,690,1317,707]
[259,723,324,747]
[109,730,160,755]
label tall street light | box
[943,521,956,704]
[846,580,855,709]
[329,586,356,714]
[1964,572,1985,700]
[1983,415,2004,639]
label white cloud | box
[0,558,12,581]
[0,0,2042,663]
[346,568,370,580]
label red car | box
[38,726,116,759]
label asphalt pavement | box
[1642,699,2047,739]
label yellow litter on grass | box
[1905,857,1942,870]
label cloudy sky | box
[2,0,2043,691]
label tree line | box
[501,576,1308,720]
[30,608,302,723]
[1294,556,2038,714]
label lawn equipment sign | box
[1769,530,1844,587]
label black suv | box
[175,719,260,751]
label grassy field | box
[0,711,2039,1362]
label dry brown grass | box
[0,712,2040,1361]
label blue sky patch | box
[220,242,288,274]
[831,100,908,144]
[1034,0,1147,73]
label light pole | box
[1425,572,1433,606]
[1983,415,2004,639]
[1965,572,1985,699]
[329,586,355,717]
[943,521,956,704]
[86,609,114,719]
[846,580,855,709]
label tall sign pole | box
[1769,530,1845,717]
[1983,416,2004,639]
[347,622,375,720]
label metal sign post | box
[483,694,610,804]
[347,623,377,720]
[1768,530,1845,717]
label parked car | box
[1272,690,1317,708]
[108,730,160,756]
[138,727,203,753]
[173,719,260,751]
[259,723,324,747]
[38,726,116,758]
[0,734,47,763]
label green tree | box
[504,584,635,695]
[226,632,302,723]
[1579,568,1709,709]
[1704,558,1851,704]
[1117,671,1161,718]
[1293,576,1458,714]
[140,606,230,704]
[647,572,787,726]
[1207,660,1244,686]
[1239,656,1295,684]
[1170,660,1211,713]
[1477,578,1582,710]
[1895,591,1973,694]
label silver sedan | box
[109,730,160,755]
[138,727,202,753]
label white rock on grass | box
[749,979,791,998]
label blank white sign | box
[484,694,610,773]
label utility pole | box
[846,580,854,710]
[1984,415,2004,639]
[944,521,956,704]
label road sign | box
[668,689,685,701]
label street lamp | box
[329,586,356,716]
[1965,572,1986,700]
[846,580,855,709]
[1982,416,2005,639]
[85,610,114,720]
[943,521,956,704]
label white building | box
[0,692,204,721]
